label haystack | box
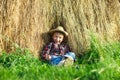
[0,0,120,56]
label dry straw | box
[0,0,120,56]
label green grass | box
[0,39,120,80]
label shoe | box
[57,60,65,66]
[64,57,74,66]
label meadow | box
[0,0,120,80]
[0,37,120,80]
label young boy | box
[41,26,75,66]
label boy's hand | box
[46,54,51,60]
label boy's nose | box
[56,38,60,41]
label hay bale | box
[0,0,120,56]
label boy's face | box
[52,32,64,44]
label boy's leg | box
[50,55,62,65]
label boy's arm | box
[65,44,72,53]
[41,43,52,60]
[60,44,72,55]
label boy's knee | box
[65,52,76,60]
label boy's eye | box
[59,37,61,38]
[56,36,59,38]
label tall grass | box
[0,36,120,80]
[0,0,120,55]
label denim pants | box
[50,52,75,65]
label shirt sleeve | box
[41,42,53,60]
[60,44,71,55]
[65,44,71,53]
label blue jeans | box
[50,52,75,65]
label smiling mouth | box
[55,42,60,44]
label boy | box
[41,26,75,66]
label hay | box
[0,0,120,56]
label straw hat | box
[49,26,68,37]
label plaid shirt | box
[41,42,71,60]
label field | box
[0,37,120,80]
[0,0,120,80]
